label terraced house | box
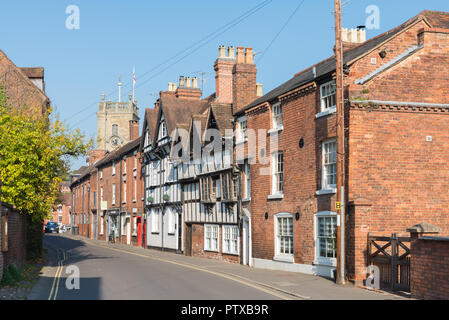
[233,10,449,283]
[141,78,208,252]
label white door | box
[242,217,249,265]
[126,217,131,245]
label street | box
[28,234,289,300]
[26,234,403,300]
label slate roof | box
[238,10,449,115]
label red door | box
[137,217,142,247]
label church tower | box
[97,81,140,152]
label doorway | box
[185,224,192,256]
[126,217,131,245]
[242,217,249,265]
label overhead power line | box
[256,0,306,65]
[68,0,273,126]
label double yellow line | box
[48,249,67,300]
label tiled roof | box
[0,49,49,115]
[159,94,208,137]
[239,10,448,115]
[209,104,233,135]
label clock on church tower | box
[96,81,140,152]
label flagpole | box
[132,67,136,103]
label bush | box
[8,264,22,282]
[1,264,22,286]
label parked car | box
[45,221,59,233]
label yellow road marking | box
[86,241,294,300]
[48,249,66,300]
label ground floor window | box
[100,214,104,235]
[167,208,176,234]
[151,209,160,233]
[314,211,337,266]
[274,213,294,261]
[204,224,219,252]
[222,225,239,255]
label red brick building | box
[71,120,144,245]
[234,10,449,283]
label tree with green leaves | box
[0,88,92,257]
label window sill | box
[268,127,283,135]
[242,198,251,203]
[315,107,336,119]
[268,193,284,200]
[273,255,294,264]
[204,249,219,253]
[316,188,336,196]
[223,251,239,256]
[313,258,337,268]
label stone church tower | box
[97,81,140,152]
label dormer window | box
[158,114,167,140]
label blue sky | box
[1,0,448,170]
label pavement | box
[27,233,407,300]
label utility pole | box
[334,0,346,285]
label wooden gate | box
[368,233,411,292]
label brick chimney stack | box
[175,75,202,100]
[232,47,257,114]
[129,120,140,141]
[214,45,236,104]
[88,149,106,165]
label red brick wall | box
[411,237,449,300]
[2,206,27,268]
[346,93,449,282]
[190,223,239,263]
[245,86,337,265]
[233,60,257,115]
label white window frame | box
[270,152,284,197]
[133,176,137,202]
[112,184,116,205]
[222,225,239,255]
[167,208,176,235]
[236,116,248,143]
[319,81,337,113]
[314,211,337,267]
[320,139,337,192]
[204,224,219,252]
[132,217,138,236]
[100,215,104,235]
[151,209,160,234]
[123,181,127,204]
[121,215,127,236]
[274,213,294,263]
[271,102,283,131]
[242,160,251,201]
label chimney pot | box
[219,45,226,58]
[186,77,192,88]
[236,47,245,64]
[228,46,235,59]
[256,83,263,97]
[192,77,198,89]
[179,76,185,87]
[245,48,254,64]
